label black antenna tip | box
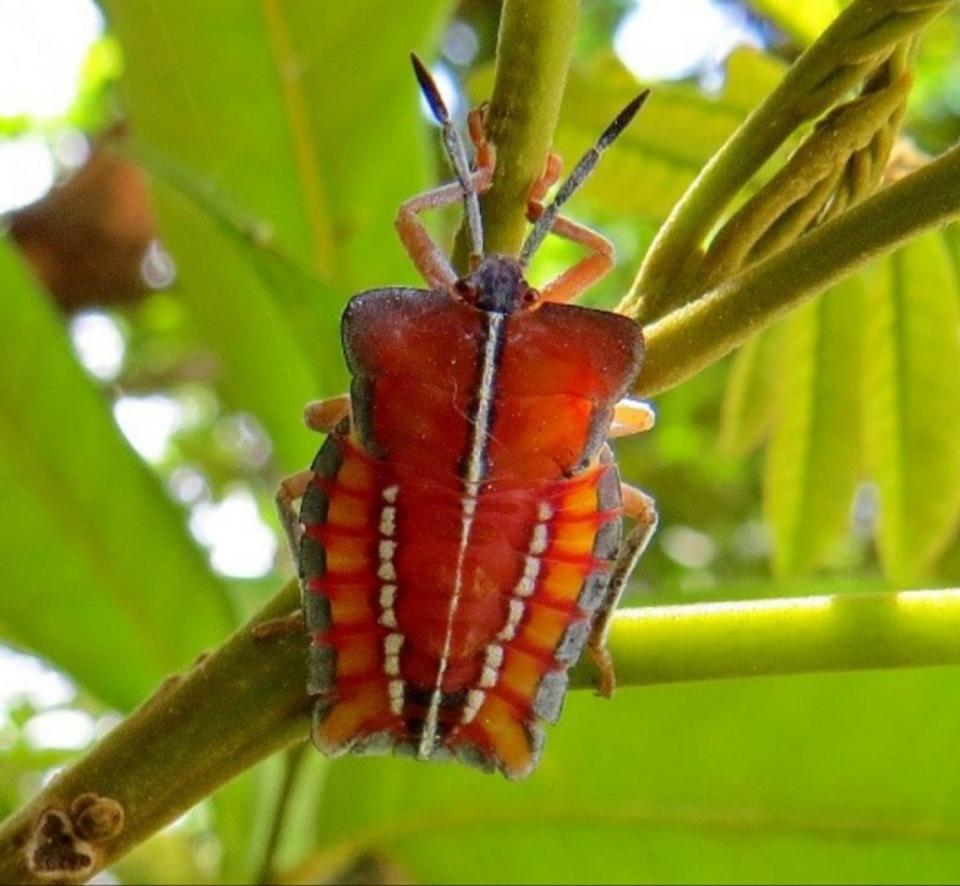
[597,88,650,150]
[410,53,449,124]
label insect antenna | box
[519,89,651,267]
[410,54,485,262]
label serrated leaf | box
[862,232,960,585]
[0,240,233,710]
[764,277,863,576]
[719,323,785,456]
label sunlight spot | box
[213,413,272,470]
[0,135,56,212]
[661,525,717,569]
[620,595,835,622]
[189,488,277,579]
[0,647,75,711]
[70,311,126,381]
[893,588,960,610]
[51,128,90,169]
[24,709,96,750]
[114,395,185,462]
[443,21,479,67]
[93,713,122,741]
[168,466,210,505]
[0,0,103,119]
[614,0,761,87]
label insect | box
[271,57,658,780]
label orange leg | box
[303,394,350,433]
[275,469,314,560]
[257,471,317,640]
[609,398,656,438]
[396,106,496,289]
[588,483,658,697]
[527,152,615,304]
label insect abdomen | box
[299,427,622,779]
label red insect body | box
[276,60,656,779]
[298,287,642,778]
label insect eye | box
[522,287,540,305]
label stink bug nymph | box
[270,57,658,780]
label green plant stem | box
[623,0,952,323]
[633,138,960,397]
[573,589,960,686]
[6,583,960,883]
[452,0,579,269]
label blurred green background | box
[2,0,960,882]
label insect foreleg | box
[526,153,616,304]
[396,167,494,290]
[588,483,658,697]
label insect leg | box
[588,483,658,697]
[396,169,494,290]
[526,153,616,304]
[275,469,314,559]
[467,103,494,176]
[254,472,316,640]
[609,398,656,438]
[303,394,350,433]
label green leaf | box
[555,49,785,224]
[103,0,451,288]
[294,668,960,883]
[747,0,843,45]
[862,233,960,585]
[719,323,784,456]
[763,277,863,576]
[102,1,454,470]
[211,756,285,884]
[0,240,233,711]
[148,176,332,473]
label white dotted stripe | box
[515,555,540,598]
[383,632,404,677]
[379,506,396,537]
[378,489,407,709]
[479,642,504,688]
[460,501,555,722]
[377,561,396,581]
[461,688,486,724]
[497,597,525,642]
[388,678,405,715]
